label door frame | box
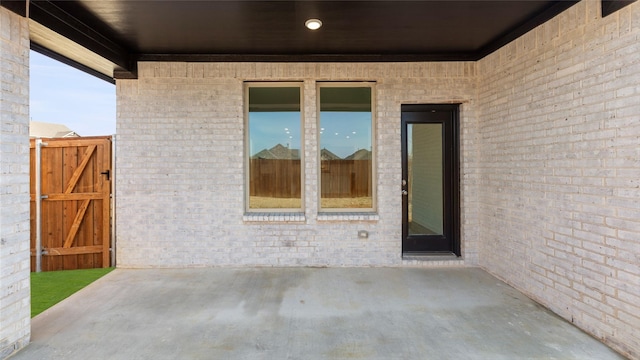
[401,104,460,256]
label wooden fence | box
[250,159,371,198]
[30,137,112,271]
[250,159,302,198]
[321,159,372,198]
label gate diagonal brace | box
[62,199,91,248]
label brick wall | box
[115,62,479,267]
[115,1,638,356]
[477,1,640,358]
[0,7,30,359]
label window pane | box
[319,87,373,209]
[408,123,443,235]
[248,87,302,209]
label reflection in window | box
[319,85,374,210]
[247,85,302,210]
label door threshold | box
[402,252,459,261]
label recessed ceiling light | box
[305,19,322,30]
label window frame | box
[244,82,305,213]
[316,82,377,213]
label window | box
[245,83,303,211]
[318,83,375,211]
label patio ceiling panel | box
[1,0,579,81]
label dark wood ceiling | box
[1,0,579,82]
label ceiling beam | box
[30,42,116,84]
[136,53,478,63]
[28,0,133,72]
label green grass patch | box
[31,267,114,318]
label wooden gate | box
[30,137,112,271]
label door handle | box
[401,190,408,196]
[100,170,110,181]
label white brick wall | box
[0,7,30,359]
[477,1,640,358]
[115,62,479,268]
[115,1,638,357]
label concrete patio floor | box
[12,267,624,360]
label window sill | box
[317,212,379,221]
[243,212,306,223]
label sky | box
[249,112,301,156]
[319,112,371,158]
[29,51,116,136]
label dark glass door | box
[401,104,460,255]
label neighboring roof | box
[252,144,300,160]
[29,121,80,138]
[345,149,372,161]
[320,148,341,161]
[1,1,578,82]
[252,146,370,160]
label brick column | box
[0,6,31,359]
